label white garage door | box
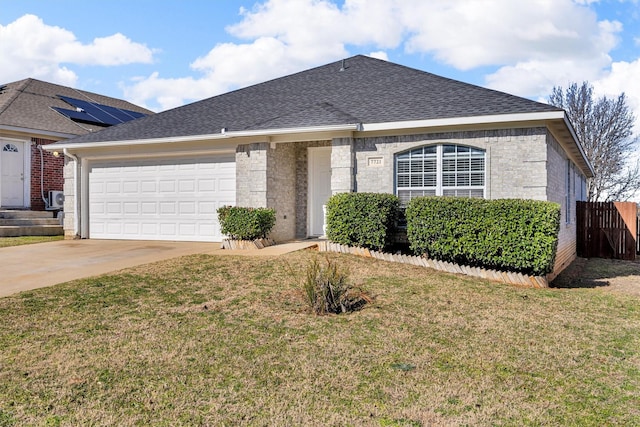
[89,155,235,242]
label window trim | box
[2,143,19,152]
[394,143,486,204]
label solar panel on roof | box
[51,107,97,124]
[55,95,147,126]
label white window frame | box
[395,144,486,205]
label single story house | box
[0,78,152,210]
[46,55,593,276]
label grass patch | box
[0,251,639,425]
[0,236,63,248]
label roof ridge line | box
[0,79,31,117]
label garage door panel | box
[106,202,122,214]
[141,202,157,214]
[198,179,215,192]
[124,223,140,235]
[160,202,176,214]
[89,155,235,242]
[123,202,138,214]
[158,180,176,193]
[178,201,195,214]
[198,201,216,214]
[122,181,138,193]
[106,222,123,234]
[106,181,121,193]
[90,181,105,193]
[91,203,105,214]
[141,181,157,193]
[179,179,195,192]
[219,177,235,192]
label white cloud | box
[123,0,628,110]
[0,14,154,86]
[125,0,435,109]
[125,35,337,111]
[426,1,623,99]
[398,1,617,71]
[572,0,601,4]
[55,33,154,66]
[485,54,612,99]
[593,59,640,132]
[368,51,389,61]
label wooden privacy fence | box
[576,201,638,260]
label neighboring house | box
[0,78,152,210]
[47,56,593,276]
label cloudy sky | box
[1,0,640,130]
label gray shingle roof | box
[62,55,561,144]
[0,78,153,137]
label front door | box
[308,147,331,237]
[1,141,25,207]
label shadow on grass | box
[551,256,640,290]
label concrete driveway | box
[1,239,222,298]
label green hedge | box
[217,206,276,240]
[406,197,560,276]
[326,193,400,251]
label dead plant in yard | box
[300,256,372,314]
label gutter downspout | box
[36,145,51,209]
[63,149,80,237]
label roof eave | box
[563,115,595,177]
[43,123,362,151]
[0,124,77,140]
[360,111,566,132]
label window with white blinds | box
[396,144,485,205]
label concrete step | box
[0,218,61,226]
[0,210,56,219]
[0,225,63,237]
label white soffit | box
[360,111,566,132]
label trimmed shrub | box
[217,206,276,240]
[406,197,560,276]
[327,193,400,250]
[326,192,400,251]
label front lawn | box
[0,251,639,426]
[0,235,63,248]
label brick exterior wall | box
[30,138,64,211]
[237,140,332,241]
[353,128,549,200]
[266,142,297,241]
[236,143,268,208]
[546,130,587,278]
[331,137,355,194]
[235,128,580,247]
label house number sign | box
[367,156,384,167]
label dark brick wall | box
[30,138,64,211]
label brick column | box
[331,137,354,194]
[236,143,268,207]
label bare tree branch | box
[549,82,639,202]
